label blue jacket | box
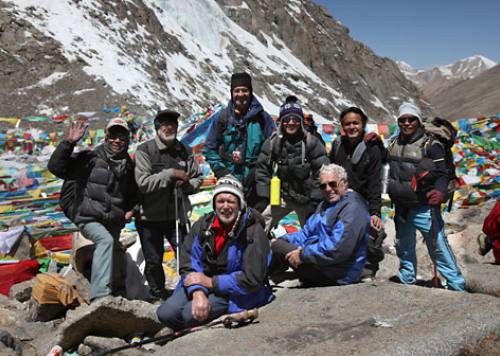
[285,191,370,284]
[179,208,273,313]
[203,97,275,183]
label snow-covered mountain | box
[0,0,427,121]
[397,55,497,97]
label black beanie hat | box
[230,72,252,92]
[154,109,180,131]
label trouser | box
[137,220,185,295]
[362,228,387,277]
[261,196,315,234]
[79,222,124,300]
[395,205,465,291]
[156,285,228,331]
[270,239,341,287]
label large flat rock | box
[156,283,500,355]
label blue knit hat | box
[279,101,304,122]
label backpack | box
[423,117,459,198]
[331,136,367,165]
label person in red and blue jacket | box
[157,175,273,330]
[270,163,370,286]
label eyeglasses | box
[398,116,418,124]
[320,180,341,190]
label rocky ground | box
[0,200,498,355]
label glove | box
[426,189,444,205]
[363,132,380,143]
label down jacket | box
[48,140,137,229]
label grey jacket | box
[135,136,202,222]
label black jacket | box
[329,137,382,217]
[387,127,448,208]
[48,140,137,229]
[255,132,328,204]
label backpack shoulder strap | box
[333,136,342,161]
[217,107,229,135]
[351,140,367,165]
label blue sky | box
[314,0,500,69]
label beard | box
[233,95,250,113]
[158,131,176,146]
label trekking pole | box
[180,192,191,234]
[174,187,180,276]
[93,308,259,356]
[430,205,439,288]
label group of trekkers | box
[47,71,465,332]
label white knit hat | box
[213,175,246,210]
[397,102,423,124]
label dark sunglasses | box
[282,116,301,124]
[398,116,418,124]
[107,134,129,141]
[320,180,340,190]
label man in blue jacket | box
[203,72,275,207]
[270,163,370,286]
[157,175,273,330]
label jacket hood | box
[227,96,264,122]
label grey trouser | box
[79,222,125,300]
[261,196,315,234]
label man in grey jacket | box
[135,110,202,301]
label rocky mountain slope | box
[397,55,497,101]
[431,63,500,119]
[0,0,428,121]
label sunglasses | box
[398,116,418,124]
[107,134,129,142]
[319,180,341,190]
[282,116,301,124]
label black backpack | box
[423,117,459,191]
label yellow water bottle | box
[270,175,281,206]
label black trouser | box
[270,239,341,287]
[362,228,387,277]
[136,220,185,295]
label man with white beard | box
[135,110,202,302]
[203,72,275,209]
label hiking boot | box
[477,233,492,256]
[146,289,171,303]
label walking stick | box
[430,205,439,288]
[93,309,259,356]
[174,187,180,276]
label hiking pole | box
[180,191,191,234]
[93,308,259,356]
[430,205,439,288]
[174,187,180,276]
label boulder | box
[9,279,33,303]
[52,296,162,352]
[157,283,500,355]
[464,263,500,297]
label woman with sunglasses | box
[254,96,328,234]
[386,102,464,291]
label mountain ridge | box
[1,0,429,122]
